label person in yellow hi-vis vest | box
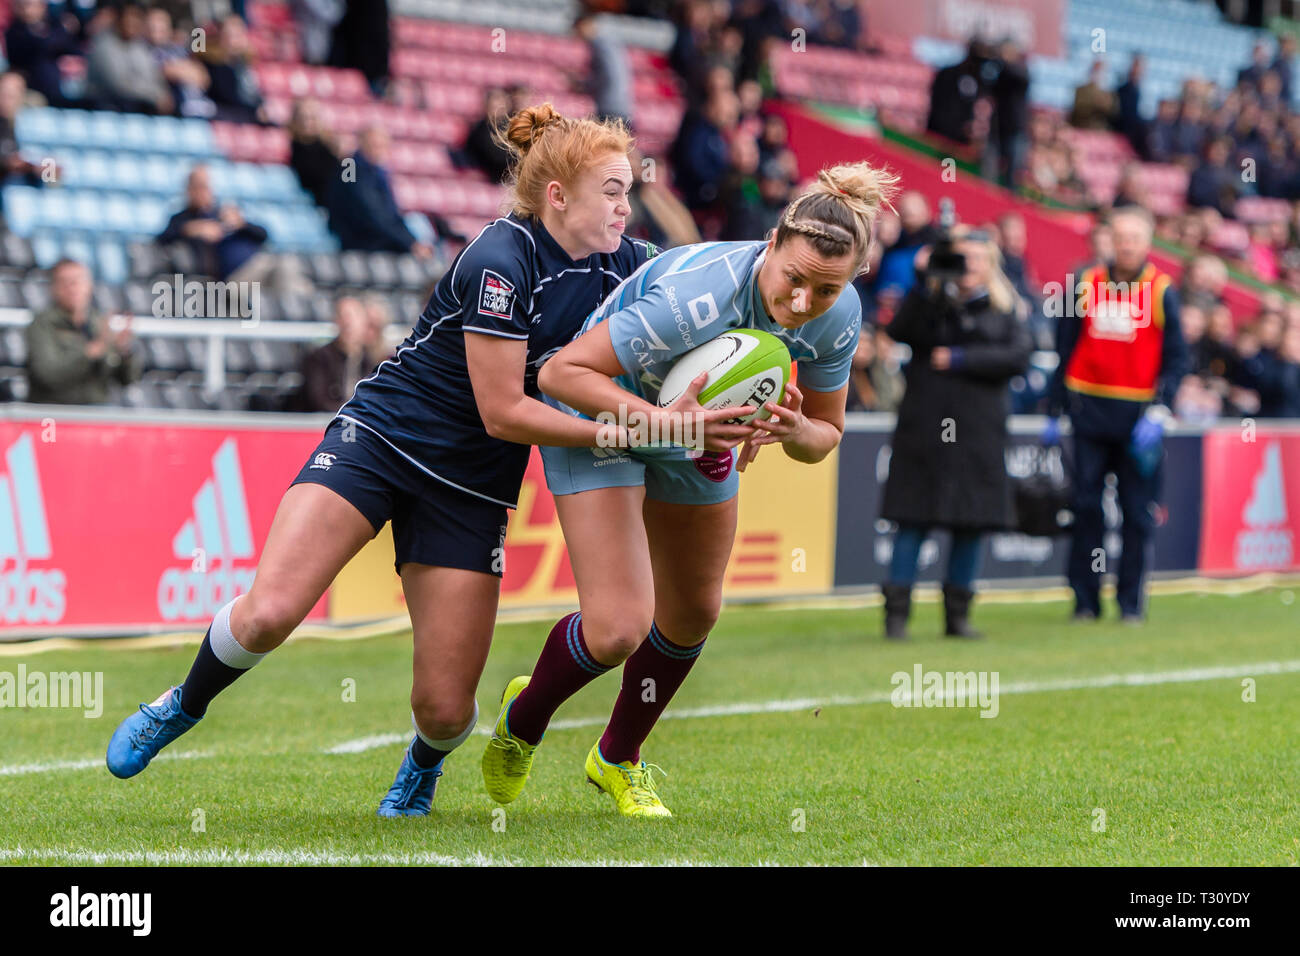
[1044,207,1189,622]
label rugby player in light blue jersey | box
[482,161,900,816]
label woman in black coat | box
[879,229,1032,639]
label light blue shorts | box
[540,442,739,504]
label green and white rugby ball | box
[657,329,792,424]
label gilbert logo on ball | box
[658,329,792,425]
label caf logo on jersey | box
[479,270,516,319]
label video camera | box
[925,198,967,285]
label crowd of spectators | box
[1053,39,1300,418]
[1175,277,1300,419]
[925,38,1030,188]
[1035,40,1300,277]
[6,1,271,121]
[908,24,1300,421]
[6,0,1300,419]
[662,0,805,242]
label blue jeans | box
[888,524,983,589]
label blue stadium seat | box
[118,113,155,152]
[30,231,60,269]
[71,191,101,230]
[87,112,125,150]
[103,192,137,234]
[176,118,216,155]
[96,239,129,286]
[135,196,170,235]
[61,233,95,269]
[2,186,38,234]
[14,107,57,145]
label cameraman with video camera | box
[878,204,1033,640]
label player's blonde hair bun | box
[777,161,901,273]
[812,162,900,223]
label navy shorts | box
[291,418,508,576]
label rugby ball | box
[657,329,791,424]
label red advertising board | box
[0,416,327,633]
[1199,427,1300,574]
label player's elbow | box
[537,355,565,398]
[478,397,520,441]
[480,408,516,442]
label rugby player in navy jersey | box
[106,103,753,816]
[482,162,900,817]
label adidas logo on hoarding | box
[157,438,257,620]
[0,433,65,624]
[1235,442,1293,570]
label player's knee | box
[236,592,303,652]
[411,692,475,742]
[658,599,721,644]
[583,613,653,665]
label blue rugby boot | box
[377,738,445,817]
[106,687,201,779]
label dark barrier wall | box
[834,420,1203,588]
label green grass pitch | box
[2,587,1297,866]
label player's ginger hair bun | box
[776,161,901,274]
[493,102,635,220]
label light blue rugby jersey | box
[569,240,862,405]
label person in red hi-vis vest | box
[1044,207,1189,622]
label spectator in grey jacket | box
[26,260,141,405]
[86,3,174,115]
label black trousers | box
[1067,432,1162,616]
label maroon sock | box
[599,623,705,765]
[507,611,612,745]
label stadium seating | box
[908,0,1295,220]
[911,0,1277,118]
[768,41,934,132]
[7,106,337,279]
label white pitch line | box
[324,659,1300,755]
[8,660,1300,773]
[0,847,725,867]
[0,750,210,777]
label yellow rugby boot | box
[481,676,539,804]
[584,743,672,818]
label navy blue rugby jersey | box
[335,211,658,508]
